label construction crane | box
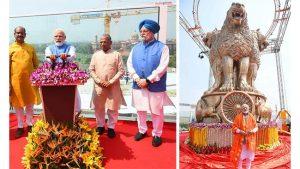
[70,1,176,35]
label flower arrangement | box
[256,124,280,150]
[30,62,89,86]
[189,122,232,129]
[188,124,232,154]
[22,118,104,169]
[257,141,281,151]
[188,122,280,154]
[188,143,232,154]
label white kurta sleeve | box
[250,126,258,133]
[127,50,140,81]
[67,45,76,62]
[236,128,243,134]
[44,46,52,63]
[147,45,169,83]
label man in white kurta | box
[89,34,126,138]
[127,19,173,147]
[44,28,81,114]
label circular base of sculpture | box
[196,91,270,124]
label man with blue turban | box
[127,19,173,147]
[138,19,161,34]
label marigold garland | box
[22,118,104,169]
[188,122,280,154]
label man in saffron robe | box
[127,19,173,147]
[44,28,81,114]
[230,104,258,169]
[89,34,126,138]
[9,26,41,138]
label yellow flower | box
[21,156,31,169]
[79,122,91,132]
[82,152,95,166]
[92,131,99,142]
[83,133,92,141]
[22,118,104,168]
[31,120,49,133]
[89,141,98,152]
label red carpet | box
[10,114,176,169]
[180,132,290,169]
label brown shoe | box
[15,128,24,138]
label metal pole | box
[158,4,168,43]
[275,52,286,109]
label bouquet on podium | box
[31,62,89,86]
[30,61,89,124]
[24,60,103,169]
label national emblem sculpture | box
[195,3,271,124]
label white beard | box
[55,42,64,46]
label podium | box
[31,62,89,124]
[40,85,77,124]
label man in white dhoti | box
[127,19,173,147]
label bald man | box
[89,34,126,138]
[9,26,41,138]
[44,28,81,114]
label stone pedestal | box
[195,91,268,123]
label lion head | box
[223,3,248,30]
[203,30,219,48]
[255,29,269,51]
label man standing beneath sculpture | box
[127,19,173,147]
[230,104,258,169]
[44,28,81,114]
[89,34,126,138]
[9,26,41,138]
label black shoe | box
[96,127,105,135]
[152,136,162,147]
[15,128,24,138]
[27,126,32,133]
[107,128,116,138]
[134,132,147,141]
